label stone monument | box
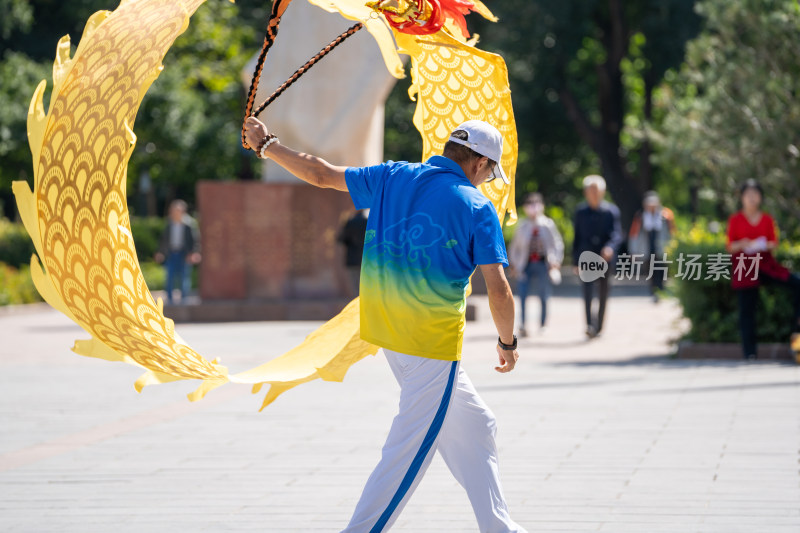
[196,2,398,318]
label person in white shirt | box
[509,193,564,336]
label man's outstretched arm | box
[244,117,348,191]
[480,263,519,373]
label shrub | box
[130,217,167,261]
[0,217,185,303]
[669,220,800,343]
[546,205,574,259]
[0,262,42,306]
[1,216,167,265]
[140,260,166,291]
[0,218,36,269]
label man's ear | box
[467,157,480,175]
[474,157,486,179]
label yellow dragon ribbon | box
[13,0,516,409]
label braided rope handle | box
[252,23,364,118]
[242,0,294,149]
[242,0,365,150]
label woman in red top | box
[726,180,800,359]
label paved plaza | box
[1,291,798,532]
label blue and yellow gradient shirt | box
[345,155,508,360]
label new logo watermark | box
[578,251,608,282]
[574,252,763,282]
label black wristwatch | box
[497,335,517,351]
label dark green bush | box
[669,221,799,343]
[0,218,181,302]
[140,260,166,291]
[0,216,167,265]
[130,217,167,261]
[0,262,42,305]
[0,218,36,268]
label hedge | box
[668,221,800,343]
[0,217,169,304]
[0,217,166,265]
[0,218,35,269]
[130,217,167,262]
[0,263,42,306]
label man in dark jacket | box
[155,199,201,304]
[572,175,622,338]
[338,209,369,297]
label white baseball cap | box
[447,120,509,184]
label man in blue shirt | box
[245,117,526,532]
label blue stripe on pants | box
[369,360,458,533]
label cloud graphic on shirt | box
[365,213,447,272]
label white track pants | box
[342,349,526,533]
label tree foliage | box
[0,0,33,40]
[0,51,49,216]
[457,0,700,229]
[656,0,800,238]
[2,0,796,237]
[0,0,268,218]
[128,0,265,212]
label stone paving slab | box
[0,293,798,532]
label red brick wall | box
[197,181,353,300]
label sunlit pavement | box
[1,293,798,532]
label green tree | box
[443,0,700,228]
[127,0,263,213]
[0,0,33,40]
[0,0,269,218]
[0,52,49,217]
[656,0,800,239]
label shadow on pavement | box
[552,353,796,368]
[520,338,593,349]
[479,377,641,393]
[623,380,799,395]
